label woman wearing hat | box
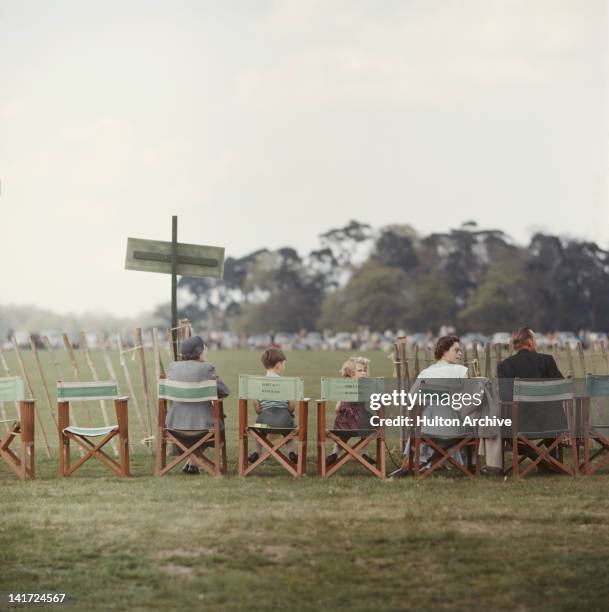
[166,335,230,474]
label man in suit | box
[497,327,567,458]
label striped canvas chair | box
[0,377,35,480]
[409,379,480,479]
[238,375,308,477]
[504,378,577,478]
[580,375,609,475]
[317,377,386,479]
[155,379,226,476]
[57,381,130,477]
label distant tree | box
[319,262,410,331]
[406,267,458,332]
[458,257,532,333]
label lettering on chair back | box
[239,375,304,401]
[320,377,385,402]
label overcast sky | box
[1,0,607,316]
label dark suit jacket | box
[497,350,567,434]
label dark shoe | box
[182,463,199,475]
[248,452,259,464]
[389,467,410,478]
[362,453,376,465]
[289,451,298,464]
[325,453,338,467]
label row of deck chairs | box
[2,375,609,480]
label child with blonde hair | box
[326,356,375,466]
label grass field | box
[2,349,609,611]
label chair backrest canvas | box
[320,377,385,402]
[513,379,574,403]
[57,380,120,402]
[239,375,304,401]
[158,379,218,402]
[0,376,25,402]
[586,375,609,398]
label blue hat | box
[180,335,205,359]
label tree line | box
[155,221,609,334]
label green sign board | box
[125,237,225,279]
[320,377,385,402]
[0,376,25,402]
[239,375,304,401]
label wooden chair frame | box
[155,398,227,476]
[0,400,35,480]
[409,403,480,479]
[58,397,130,478]
[238,399,308,477]
[316,401,386,478]
[500,398,578,479]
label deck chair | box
[238,375,308,477]
[0,377,35,480]
[155,379,226,476]
[409,380,480,479]
[501,379,578,479]
[317,377,386,479]
[57,381,130,477]
[580,375,609,475]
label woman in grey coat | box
[166,335,229,474]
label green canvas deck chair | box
[317,377,386,479]
[409,380,480,479]
[0,377,35,481]
[57,381,130,478]
[238,375,308,477]
[580,375,609,475]
[502,379,577,479]
[155,379,226,476]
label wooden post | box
[600,340,609,374]
[494,344,502,374]
[62,333,93,425]
[462,344,469,369]
[238,399,248,475]
[317,400,326,476]
[484,343,491,378]
[152,327,166,384]
[565,343,575,378]
[423,346,431,369]
[167,327,175,362]
[590,341,598,375]
[171,215,178,359]
[134,327,153,445]
[394,341,404,452]
[79,332,118,456]
[117,333,146,432]
[508,338,514,356]
[552,343,562,372]
[11,336,51,457]
[42,336,62,380]
[576,342,587,377]
[413,345,421,378]
[28,335,57,427]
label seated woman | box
[391,335,468,477]
[326,356,376,467]
[166,335,229,475]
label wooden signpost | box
[125,216,225,357]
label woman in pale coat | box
[166,335,229,474]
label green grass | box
[1,349,609,611]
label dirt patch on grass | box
[160,564,195,578]
[154,547,217,560]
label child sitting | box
[248,347,298,465]
[326,356,375,466]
